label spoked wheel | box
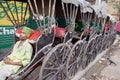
[80,55,87,69]
[105,34,111,49]
[101,34,108,50]
[39,43,71,80]
[90,37,98,62]
[81,38,96,69]
[97,34,104,53]
[90,38,98,62]
[107,32,113,48]
[66,40,84,79]
[109,31,116,46]
[94,35,101,54]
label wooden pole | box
[80,6,82,21]
[88,13,91,25]
[83,9,85,23]
[62,2,67,20]
[27,0,35,16]
[48,0,51,17]
[51,0,56,17]
[66,3,69,22]
[42,0,45,26]
[34,0,41,26]
[34,0,39,14]
[48,0,51,27]
[70,4,72,19]
[28,0,39,27]
[74,7,78,22]
[72,6,75,23]
[81,9,84,22]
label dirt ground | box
[82,35,120,80]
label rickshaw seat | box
[52,27,73,46]
[55,27,67,38]
[36,28,55,52]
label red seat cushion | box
[29,30,41,40]
[103,24,111,31]
[55,27,66,38]
[16,29,41,40]
[87,27,91,34]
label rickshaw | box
[0,0,55,79]
[65,0,116,79]
[2,0,77,79]
[37,0,79,80]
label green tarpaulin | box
[75,21,84,31]
[56,18,66,28]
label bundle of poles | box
[27,0,56,28]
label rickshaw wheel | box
[81,38,96,69]
[39,43,71,80]
[66,40,84,79]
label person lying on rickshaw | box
[0,27,33,80]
